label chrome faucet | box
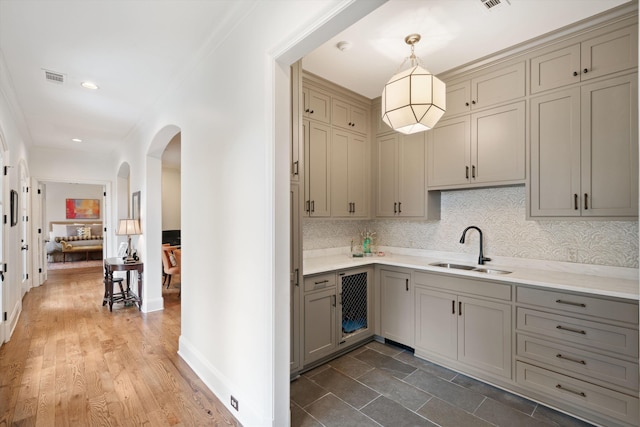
[459,226,491,265]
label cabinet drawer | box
[517,334,638,392]
[516,361,639,427]
[517,308,638,358]
[304,272,336,292]
[517,286,638,324]
[415,271,511,301]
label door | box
[397,133,426,217]
[375,134,398,217]
[380,269,413,346]
[20,169,30,296]
[303,287,336,364]
[304,120,331,217]
[427,116,470,187]
[458,296,512,379]
[415,287,457,359]
[530,88,581,217]
[581,74,638,217]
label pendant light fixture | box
[381,34,446,134]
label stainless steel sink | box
[430,262,511,275]
[429,262,475,270]
[471,267,511,275]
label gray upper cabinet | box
[302,86,331,123]
[303,119,331,217]
[443,62,525,118]
[331,128,368,217]
[376,132,440,219]
[531,23,638,94]
[428,101,526,189]
[332,97,369,134]
[530,74,638,218]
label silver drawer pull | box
[314,280,329,285]
[555,299,586,308]
[555,384,586,398]
[556,353,586,365]
[556,325,586,335]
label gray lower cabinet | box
[379,267,413,347]
[303,281,336,365]
[515,286,639,427]
[413,273,512,381]
[302,267,373,368]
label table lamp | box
[116,219,141,263]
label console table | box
[103,257,143,311]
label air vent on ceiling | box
[479,0,511,12]
[43,69,65,84]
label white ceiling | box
[304,0,633,99]
[0,0,634,158]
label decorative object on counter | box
[381,33,446,134]
[116,218,141,264]
[351,238,363,257]
[360,228,376,257]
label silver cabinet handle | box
[556,384,586,397]
[584,193,588,210]
[472,165,476,179]
[311,200,315,213]
[305,200,310,213]
[314,279,329,285]
[465,166,469,179]
[405,278,409,292]
[556,299,586,308]
[394,202,397,214]
[556,353,586,365]
[398,202,402,214]
[452,300,455,314]
[293,160,299,176]
[574,194,578,210]
[294,268,299,287]
[556,325,586,335]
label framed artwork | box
[117,242,128,257]
[66,198,100,219]
[132,191,141,220]
[10,190,18,227]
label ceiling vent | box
[479,0,511,12]
[43,69,65,84]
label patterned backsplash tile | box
[302,186,639,268]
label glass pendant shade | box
[381,64,446,134]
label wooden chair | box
[102,259,125,308]
[161,245,181,289]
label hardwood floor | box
[0,266,240,426]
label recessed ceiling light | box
[72,138,82,143]
[81,81,99,90]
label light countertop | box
[303,247,639,301]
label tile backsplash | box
[303,186,639,268]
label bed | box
[46,221,104,263]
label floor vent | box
[44,69,65,84]
[479,0,511,12]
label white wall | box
[44,182,104,224]
[161,166,180,230]
[118,2,385,425]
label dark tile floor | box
[291,340,596,427]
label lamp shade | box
[116,219,141,236]
[381,64,446,134]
